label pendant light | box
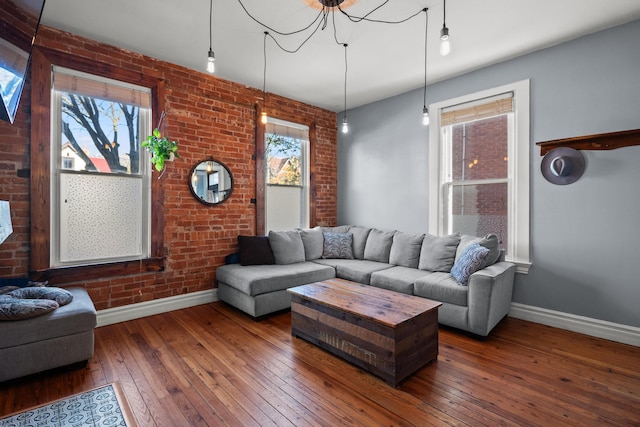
[341,43,349,134]
[440,0,451,56]
[206,0,215,73]
[422,8,429,126]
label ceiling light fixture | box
[207,0,215,73]
[234,1,430,132]
[440,0,451,56]
[422,8,430,126]
[342,43,349,134]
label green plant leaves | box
[142,128,179,172]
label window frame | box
[50,68,152,267]
[428,79,531,273]
[264,117,310,230]
[255,105,317,235]
[30,46,166,284]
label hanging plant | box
[141,111,180,174]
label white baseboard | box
[509,302,640,347]
[96,289,219,327]
[95,291,639,347]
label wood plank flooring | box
[1,301,638,426]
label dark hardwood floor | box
[1,301,639,426]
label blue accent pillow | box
[451,242,490,285]
[322,232,354,259]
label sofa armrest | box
[466,261,516,336]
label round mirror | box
[188,158,233,205]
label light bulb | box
[261,111,268,124]
[422,106,430,126]
[341,118,349,134]
[207,49,215,73]
[440,27,451,56]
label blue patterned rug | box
[0,382,135,426]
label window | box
[429,80,531,272]
[264,118,309,231]
[50,67,151,267]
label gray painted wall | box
[337,19,640,328]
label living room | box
[1,0,639,425]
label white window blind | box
[53,66,151,108]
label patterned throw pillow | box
[8,286,74,306]
[451,242,490,285]
[322,232,354,259]
[0,295,59,321]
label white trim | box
[509,302,640,347]
[96,289,219,327]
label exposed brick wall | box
[0,26,338,310]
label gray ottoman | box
[0,287,97,382]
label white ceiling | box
[40,0,640,112]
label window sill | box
[507,259,531,275]
[30,257,165,285]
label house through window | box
[429,80,531,272]
[50,66,152,267]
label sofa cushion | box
[298,227,324,261]
[414,272,469,306]
[216,262,335,296]
[313,259,392,285]
[349,226,372,259]
[419,233,461,272]
[389,231,424,268]
[370,266,431,295]
[238,235,275,266]
[363,229,395,263]
[336,260,393,285]
[322,232,354,259]
[456,234,500,268]
[268,230,305,265]
[451,242,490,285]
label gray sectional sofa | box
[217,225,516,336]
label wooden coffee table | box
[288,278,441,387]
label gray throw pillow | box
[349,226,372,259]
[298,227,324,261]
[322,232,354,259]
[456,234,500,268]
[268,230,305,265]
[363,229,395,263]
[389,231,424,268]
[419,233,461,272]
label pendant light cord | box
[443,0,447,28]
[209,0,213,51]
[423,8,428,109]
[343,43,348,119]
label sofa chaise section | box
[216,262,335,317]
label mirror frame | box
[188,158,234,206]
